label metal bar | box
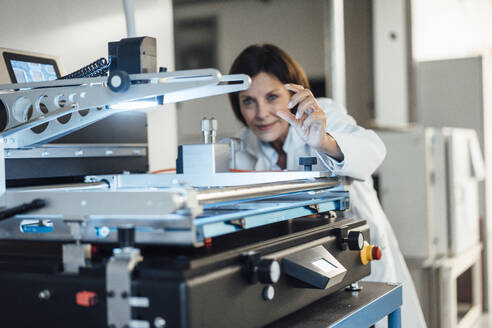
[388,307,401,328]
[5,144,147,158]
[0,70,249,148]
[11,182,109,192]
[123,0,136,37]
[89,171,333,189]
[197,193,346,226]
[196,177,340,204]
[0,69,218,90]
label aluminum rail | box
[11,182,110,192]
[195,177,341,204]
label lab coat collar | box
[239,126,307,170]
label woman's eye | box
[242,98,254,105]
[267,94,278,102]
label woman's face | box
[239,72,291,144]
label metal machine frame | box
[0,51,376,328]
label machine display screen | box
[312,258,337,273]
[3,52,60,83]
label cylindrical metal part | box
[210,119,217,143]
[202,131,210,144]
[201,118,211,144]
[118,225,135,248]
[123,0,136,37]
[196,177,340,204]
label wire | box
[59,58,111,80]
[151,168,176,174]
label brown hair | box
[228,44,310,125]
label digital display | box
[3,52,60,83]
[312,258,337,273]
[10,60,57,83]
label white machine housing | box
[377,127,484,261]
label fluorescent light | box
[111,98,159,111]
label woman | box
[228,44,426,327]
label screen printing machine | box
[0,37,387,328]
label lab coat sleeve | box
[316,98,386,180]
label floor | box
[478,313,489,327]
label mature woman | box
[228,44,426,327]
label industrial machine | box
[0,37,380,328]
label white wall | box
[0,0,177,171]
[412,0,492,61]
[174,0,325,144]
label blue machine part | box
[196,190,349,241]
[21,224,54,234]
[16,188,349,245]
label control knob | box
[242,253,281,284]
[258,259,281,284]
[344,231,364,251]
[108,70,131,93]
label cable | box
[59,58,111,80]
[0,198,46,222]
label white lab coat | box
[233,98,427,328]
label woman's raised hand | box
[276,84,344,161]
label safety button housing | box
[360,241,382,265]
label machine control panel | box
[282,245,347,289]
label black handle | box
[118,225,136,248]
[299,157,317,171]
[0,199,46,222]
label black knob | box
[108,70,130,93]
[258,259,281,284]
[118,225,135,248]
[345,231,364,251]
[299,157,317,171]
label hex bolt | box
[154,317,166,328]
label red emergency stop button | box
[360,241,382,265]
[76,291,97,307]
[372,246,382,260]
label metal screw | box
[345,281,363,292]
[121,291,128,299]
[154,317,166,328]
[263,285,275,301]
[107,290,115,298]
[38,289,51,300]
